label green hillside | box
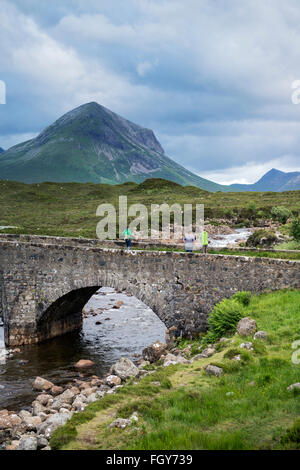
[0,179,299,239]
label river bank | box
[0,288,165,417]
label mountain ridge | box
[229,168,300,192]
[0,102,224,192]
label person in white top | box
[184,232,195,252]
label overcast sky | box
[1,0,300,184]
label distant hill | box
[0,102,224,192]
[229,168,300,192]
[0,147,4,154]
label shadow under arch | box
[36,286,100,343]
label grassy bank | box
[50,289,300,450]
[1,179,299,239]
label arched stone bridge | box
[0,235,299,346]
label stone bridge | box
[0,235,299,346]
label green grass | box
[132,245,300,260]
[0,179,299,239]
[208,248,300,260]
[50,289,300,450]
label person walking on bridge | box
[122,226,132,251]
[200,229,208,254]
[184,232,195,252]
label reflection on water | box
[0,287,166,411]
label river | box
[209,228,252,248]
[0,287,166,412]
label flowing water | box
[209,228,252,248]
[0,287,166,411]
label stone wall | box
[0,236,299,346]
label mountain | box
[229,168,300,192]
[0,102,224,192]
[0,147,4,154]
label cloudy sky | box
[1,0,300,184]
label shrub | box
[232,291,251,306]
[246,229,277,247]
[206,299,244,342]
[290,217,300,242]
[271,206,291,224]
[247,201,257,219]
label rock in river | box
[111,357,139,381]
[74,359,95,368]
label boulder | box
[50,386,64,396]
[165,326,177,349]
[240,342,253,350]
[37,435,49,449]
[163,353,189,367]
[18,436,38,451]
[232,355,241,362]
[57,389,76,404]
[0,412,22,430]
[22,415,42,431]
[35,394,53,406]
[37,412,72,439]
[78,381,92,391]
[142,341,167,363]
[111,357,139,380]
[254,331,268,340]
[50,389,75,411]
[287,383,300,391]
[191,354,204,362]
[86,393,99,404]
[72,396,86,412]
[33,376,54,392]
[90,378,102,387]
[113,301,124,309]
[5,440,20,451]
[18,410,31,420]
[74,359,95,368]
[81,387,97,398]
[32,401,48,417]
[109,418,132,429]
[199,347,215,358]
[138,359,149,369]
[19,411,42,431]
[105,375,122,387]
[205,365,223,377]
[237,317,257,337]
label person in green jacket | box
[200,230,208,254]
[122,227,132,251]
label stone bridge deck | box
[0,235,299,346]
